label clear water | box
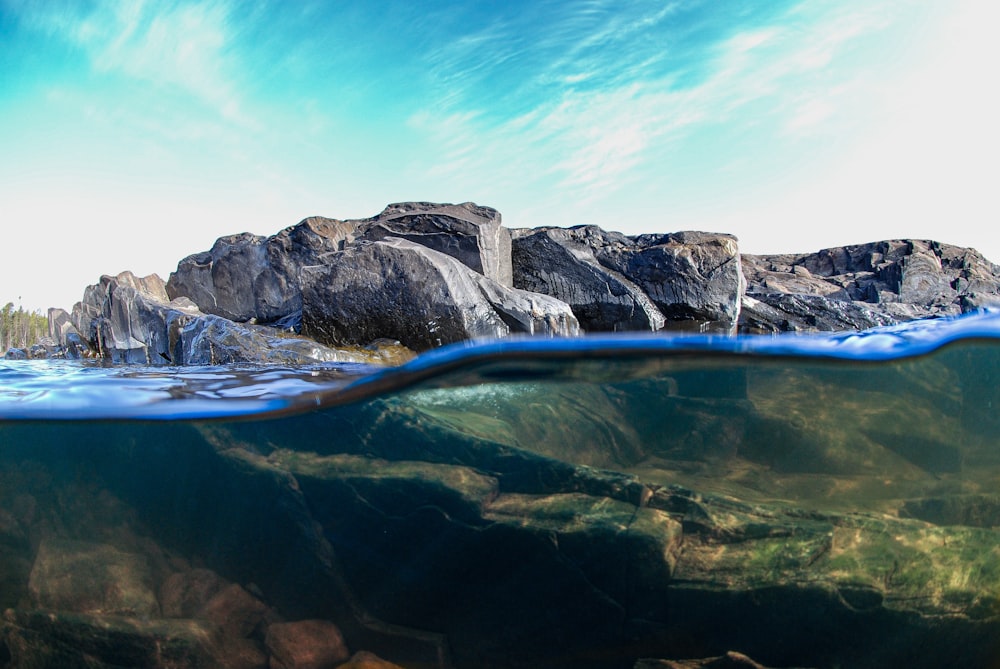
[1,310,999,668]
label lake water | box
[1,310,999,668]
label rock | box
[741,239,1000,332]
[738,293,896,333]
[1,609,226,669]
[301,237,578,351]
[166,203,511,329]
[160,568,227,618]
[634,651,774,668]
[71,271,382,365]
[3,348,27,360]
[28,538,159,616]
[264,619,350,669]
[166,217,356,325]
[512,227,744,330]
[197,582,269,639]
[337,650,405,669]
[511,226,666,332]
[47,307,81,347]
[597,231,745,326]
[362,201,512,286]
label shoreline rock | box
[21,201,1000,364]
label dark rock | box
[1,609,223,669]
[264,619,350,669]
[166,203,511,329]
[512,227,745,329]
[166,217,356,324]
[599,231,745,325]
[301,237,578,351]
[738,293,896,333]
[3,348,27,360]
[70,271,381,365]
[512,226,666,332]
[635,651,775,668]
[362,201,512,286]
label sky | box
[1,0,998,312]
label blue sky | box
[2,0,997,311]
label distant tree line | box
[1,301,48,351]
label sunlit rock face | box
[69,270,377,365]
[741,239,1000,332]
[301,237,579,351]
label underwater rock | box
[1,609,228,669]
[160,568,227,618]
[634,651,775,668]
[28,538,159,616]
[264,619,350,669]
[301,237,578,351]
[337,650,405,669]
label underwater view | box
[1,310,1000,669]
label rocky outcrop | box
[741,239,1000,332]
[166,202,511,327]
[47,202,1000,363]
[512,227,744,332]
[70,271,381,365]
[301,237,578,351]
[511,226,667,332]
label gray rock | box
[301,237,578,351]
[512,226,666,332]
[72,271,383,365]
[166,217,355,324]
[361,201,512,286]
[741,239,1000,332]
[165,203,511,330]
[738,293,897,333]
[597,231,745,326]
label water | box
[1,310,999,668]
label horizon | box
[2,0,998,312]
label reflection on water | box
[1,310,999,668]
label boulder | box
[71,271,380,365]
[301,237,578,351]
[28,538,159,616]
[511,226,666,332]
[337,651,405,669]
[264,619,350,669]
[360,201,512,286]
[1,609,229,669]
[165,203,511,329]
[166,218,356,325]
[513,227,744,329]
[598,231,745,326]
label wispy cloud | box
[407,0,909,205]
[17,0,256,129]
